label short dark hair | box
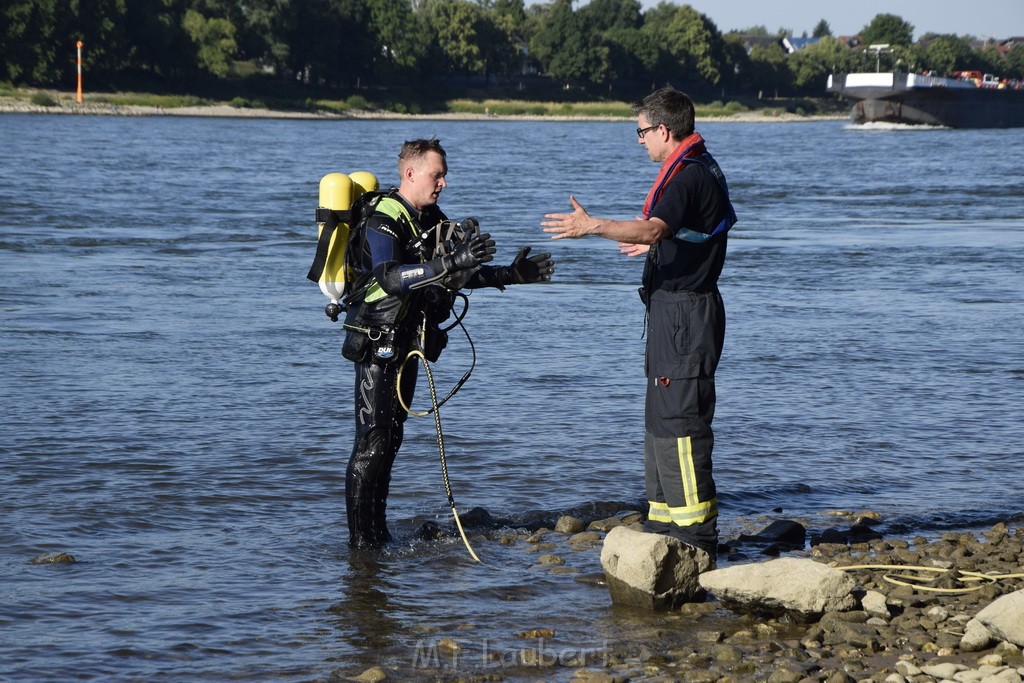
[632,87,695,140]
[399,138,446,164]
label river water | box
[2,113,1022,680]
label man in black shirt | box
[542,88,736,563]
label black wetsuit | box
[341,194,506,548]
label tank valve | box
[325,302,342,322]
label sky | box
[628,0,1024,41]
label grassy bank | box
[1,81,845,120]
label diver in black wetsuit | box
[341,138,554,548]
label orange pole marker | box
[76,40,83,103]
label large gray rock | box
[698,557,856,614]
[600,526,711,610]
[974,589,1024,647]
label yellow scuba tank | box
[308,171,379,321]
[349,171,378,199]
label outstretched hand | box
[542,195,595,239]
[450,232,496,269]
[508,246,554,284]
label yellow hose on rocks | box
[834,563,1024,594]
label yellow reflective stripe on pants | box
[647,436,718,527]
[678,436,699,508]
[648,498,717,526]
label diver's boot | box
[346,429,390,548]
[369,496,392,545]
[364,441,397,545]
[346,478,384,549]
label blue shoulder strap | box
[673,153,738,244]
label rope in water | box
[397,347,481,563]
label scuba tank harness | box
[308,170,379,322]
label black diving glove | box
[501,246,555,284]
[443,232,496,271]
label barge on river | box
[827,70,1024,128]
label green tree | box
[860,13,914,47]
[367,0,425,82]
[577,0,640,32]
[68,0,132,81]
[182,9,236,77]
[529,0,608,86]
[721,32,752,89]
[526,0,561,70]
[605,25,660,82]
[274,0,372,86]
[788,35,861,93]
[490,0,527,32]
[423,0,486,77]
[812,19,831,38]
[746,40,789,97]
[974,44,1002,76]
[122,0,197,81]
[527,0,566,78]
[422,0,518,82]
[486,0,528,78]
[920,34,975,75]
[577,0,651,85]
[1,0,62,83]
[1000,43,1024,79]
[1,0,130,85]
[640,3,690,83]
[203,0,289,70]
[642,3,729,88]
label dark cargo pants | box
[642,288,725,555]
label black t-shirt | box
[647,163,730,293]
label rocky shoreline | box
[355,513,1024,683]
[27,508,1024,682]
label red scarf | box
[642,132,706,218]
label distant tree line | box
[3,0,1024,99]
